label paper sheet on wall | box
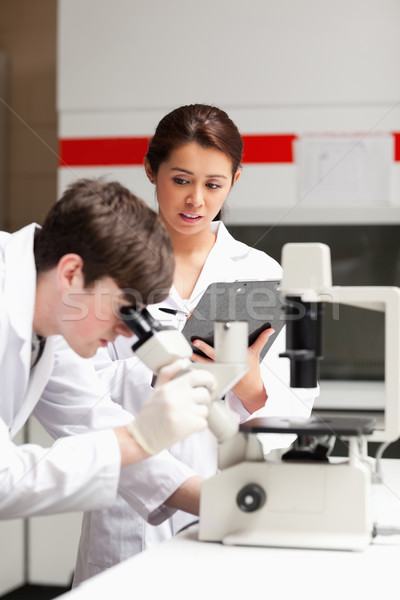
[295,134,394,206]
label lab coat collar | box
[209,221,251,259]
[166,221,245,314]
[189,221,247,300]
[3,224,39,398]
[3,224,38,345]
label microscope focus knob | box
[236,484,266,513]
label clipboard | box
[182,280,284,361]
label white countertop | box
[60,460,400,600]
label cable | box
[176,519,199,534]
[373,524,400,537]
[374,439,395,483]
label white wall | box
[57,0,400,224]
[58,0,400,108]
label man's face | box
[58,276,133,358]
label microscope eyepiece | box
[119,306,154,339]
[119,306,174,351]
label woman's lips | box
[179,213,203,223]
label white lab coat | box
[74,222,318,584]
[0,224,196,521]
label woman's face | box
[151,142,240,236]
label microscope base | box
[199,459,373,551]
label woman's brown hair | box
[146,104,243,184]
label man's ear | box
[144,158,155,184]
[232,168,241,187]
[56,254,85,291]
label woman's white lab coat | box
[74,222,318,584]
[0,224,196,520]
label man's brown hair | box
[34,178,174,305]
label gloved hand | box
[127,359,217,455]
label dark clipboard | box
[182,280,284,361]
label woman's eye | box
[206,183,220,190]
[173,177,189,185]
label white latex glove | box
[127,359,216,454]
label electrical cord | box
[374,439,393,483]
[176,519,199,534]
[372,441,400,540]
[373,524,400,537]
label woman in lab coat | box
[0,178,216,519]
[74,105,318,584]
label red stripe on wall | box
[394,132,400,161]
[242,134,297,163]
[59,137,151,166]
[59,133,400,167]
[59,134,297,167]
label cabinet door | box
[0,428,25,595]
[27,417,83,586]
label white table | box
[60,460,400,600]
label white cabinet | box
[27,417,83,586]
[0,420,83,593]
[0,430,24,596]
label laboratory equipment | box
[120,306,249,442]
[198,243,400,551]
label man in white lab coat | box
[0,178,216,519]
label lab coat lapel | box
[1,225,39,423]
[10,337,54,437]
[3,224,37,386]
[154,223,245,319]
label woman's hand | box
[191,327,275,414]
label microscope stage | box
[240,415,376,437]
